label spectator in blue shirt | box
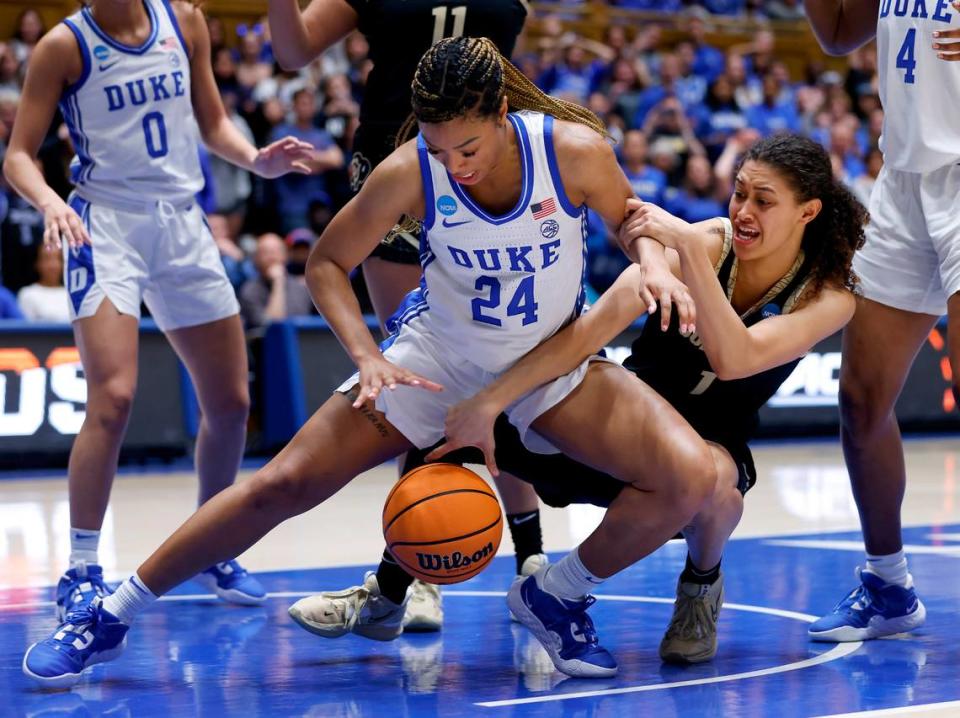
[0,282,24,319]
[687,15,726,82]
[692,74,748,160]
[745,74,801,136]
[633,53,684,128]
[268,87,344,233]
[619,130,667,207]
[537,43,608,104]
[663,154,728,224]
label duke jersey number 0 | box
[59,0,203,205]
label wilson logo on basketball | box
[416,542,495,572]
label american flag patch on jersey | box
[160,37,178,50]
[530,198,557,220]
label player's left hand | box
[620,199,694,251]
[426,394,502,477]
[934,8,960,61]
[253,136,315,178]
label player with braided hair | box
[269,1,545,633]
[24,36,710,684]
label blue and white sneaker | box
[507,566,618,678]
[55,562,113,621]
[808,567,926,642]
[195,560,267,606]
[23,599,128,688]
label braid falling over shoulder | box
[396,37,607,147]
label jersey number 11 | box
[432,6,467,44]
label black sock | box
[680,553,721,586]
[375,549,415,604]
[506,510,543,574]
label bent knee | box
[644,440,717,517]
[87,379,136,432]
[202,389,251,429]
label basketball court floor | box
[2,437,959,717]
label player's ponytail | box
[737,134,867,296]
[396,36,608,147]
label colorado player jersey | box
[625,222,811,445]
[876,0,960,172]
[345,0,528,128]
[59,0,203,205]
[393,112,587,374]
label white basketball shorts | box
[854,162,960,316]
[64,193,239,331]
[336,313,603,453]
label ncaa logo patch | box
[761,303,782,318]
[93,45,110,61]
[436,195,458,216]
[540,219,560,239]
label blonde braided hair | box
[396,36,608,147]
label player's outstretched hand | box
[426,394,501,477]
[42,197,91,250]
[353,355,443,409]
[934,7,960,61]
[253,136,315,178]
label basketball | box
[382,464,503,585]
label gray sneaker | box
[288,572,407,642]
[402,579,443,631]
[659,574,724,664]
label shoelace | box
[668,593,713,640]
[52,605,102,657]
[546,595,600,648]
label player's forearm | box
[675,238,753,380]
[306,255,382,365]
[2,151,63,213]
[202,117,258,173]
[269,0,316,70]
[804,0,880,55]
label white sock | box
[542,547,604,600]
[69,528,100,567]
[101,573,158,624]
[866,550,910,588]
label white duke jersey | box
[392,111,588,374]
[59,0,203,205]
[876,0,960,172]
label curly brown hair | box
[737,133,868,297]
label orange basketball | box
[383,463,503,585]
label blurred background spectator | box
[16,245,68,322]
[239,233,315,330]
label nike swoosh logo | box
[441,218,471,228]
[99,60,120,71]
[510,514,537,526]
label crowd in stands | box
[0,3,882,325]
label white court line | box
[810,700,960,718]
[475,643,860,708]
[764,540,960,557]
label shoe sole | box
[22,636,127,689]
[659,645,717,665]
[506,583,618,679]
[288,606,402,642]
[194,574,267,606]
[402,614,443,632]
[808,600,927,642]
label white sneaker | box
[288,572,406,642]
[402,579,443,631]
[510,553,549,622]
